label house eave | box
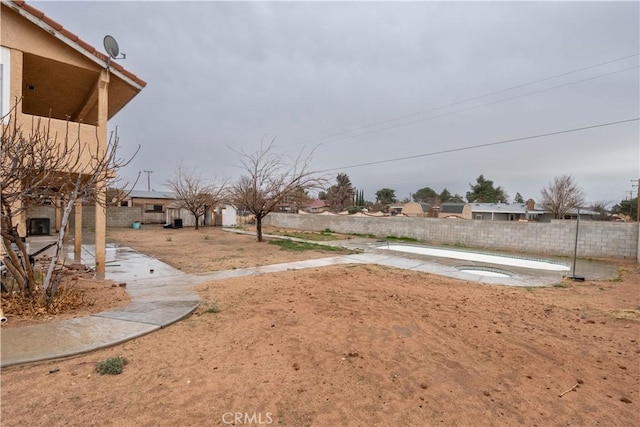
[2,0,145,91]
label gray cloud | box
[33,1,639,204]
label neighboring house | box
[469,202,536,221]
[123,190,175,224]
[389,204,404,215]
[305,199,330,213]
[438,203,472,219]
[439,199,598,222]
[166,202,236,227]
[165,203,211,228]
[400,202,429,217]
[1,0,145,273]
[535,207,601,223]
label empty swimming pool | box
[380,244,570,272]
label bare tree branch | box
[541,175,585,219]
[167,165,228,230]
[1,98,137,298]
[227,138,327,241]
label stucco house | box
[469,202,536,221]
[122,190,175,224]
[1,0,145,273]
[438,203,472,219]
[305,199,331,213]
[400,202,429,217]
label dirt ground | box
[1,225,639,426]
[1,267,130,328]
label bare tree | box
[1,104,138,299]
[589,201,612,221]
[228,139,326,241]
[540,175,585,219]
[168,166,227,230]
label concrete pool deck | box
[1,231,619,368]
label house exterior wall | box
[128,198,173,224]
[2,1,144,274]
[166,208,212,227]
[474,212,513,221]
[221,205,237,227]
[1,6,95,69]
[2,4,108,246]
[26,205,56,226]
[2,7,107,167]
[263,212,639,260]
[438,204,473,219]
[400,202,425,217]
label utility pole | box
[633,179,640,222]
[143,170,153,192]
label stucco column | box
[13,199,27,237]
[95,186,106,276]
[54,200,61,232]
[94,70,110,276]
[74,200,82,260]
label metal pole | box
[569,208,584,281]
[572,208,579,277]
[143,170,153,192]
[636,179,639,223]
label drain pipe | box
[0,307,7,323]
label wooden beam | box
[72,74,100,123]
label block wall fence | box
[26,205,142,230]
[263,213,639,261]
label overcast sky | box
[33,0,639,205]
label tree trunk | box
[256,215,263,242]
[42,184,78,295]
[192,211,199,230]
[1,216,36,295]
[1,235,27,294]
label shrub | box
[96,356,129,375]
[206,301,220,313]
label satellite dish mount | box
[103,35,126,68]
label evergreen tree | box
[466,175,508,203]
[413,187,438,203]
[375,188,396,205]
[439,188,452,203]
[326,173,356,212]
[514,192,524,203]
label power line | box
[320,117,640,172]
[321,65,639,145]
[297,53,639,147]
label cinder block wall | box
[26,205,56,224]
[27,205,142,231]
[69,206,142,229]
[263,213,639,260]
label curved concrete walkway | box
[3,230,609,368]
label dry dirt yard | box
[1,225,639,426]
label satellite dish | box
[103,35,120,59]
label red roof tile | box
[9,0,146,88]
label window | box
[145,204,163,213]
[0,46,10,124]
